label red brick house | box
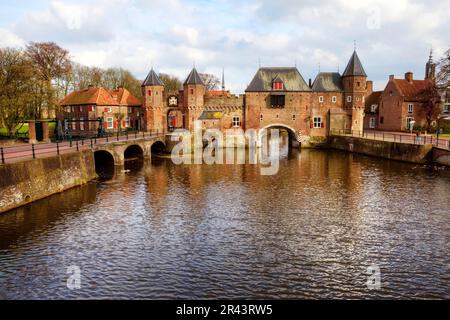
[59,86,142,137]
[378,72,435,131]
[372,52,440,132]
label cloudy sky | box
[0,0,448,92]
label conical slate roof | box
[184,68,204,85]
[343,51,367,77]
[142,69,164,86]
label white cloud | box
[0,0,448,93]
[0,28,25,47]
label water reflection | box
[0,143,449,299]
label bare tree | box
[199,73,220,91]
[25,42,72,118]
[421,83,442,130]
[159,73,182,93]
[0,48,35,135]
[436,47,449,91]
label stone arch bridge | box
[93,135,166,167]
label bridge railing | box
[331,129,450,150]
[0,129,166,165]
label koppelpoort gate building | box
[143,50,369,147]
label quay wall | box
[329,136,434,164]
[0,150,97,214]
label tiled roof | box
[343,50,367,77]
[206,90,231,97]
[393,78,433,101]
[246,67,311,92]
[184,68,204,85]
[142,69,164,86]
[59,87,119,106]
[109,88,142,106]
[311,72,343,91]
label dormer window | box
[273,81,283,90]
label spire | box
[343,50,367,77]
[425,48,436,80]
[142,68,164,86]
[184,67,204,85]
[221,68,225,91]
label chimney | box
[405,72,413,83]
[308,78,312,88]
[389,75,395,81]
[366,81,373,95]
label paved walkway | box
[334,130,450,149]
[0,132,162,164]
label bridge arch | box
[124,144,144,161]
[93,150,115,177]
[259,123,300,148]
[151,140,166,154]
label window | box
[347,96,352,103]
[371,104,378,113]
[72,118,76,130]
[389,91,393,96]
[128,107,132,114]
[292,114,296,120]
[369,117,376,129]
[332,96,337,103]
[107,117,114,129]
[125,118,130,128]
[357,82,360,87]
[71,106,75,112]
[408,104,414,113]
[276,114,279,119]
[270,95,285,107]
[313,117,323,128]
[444,103,449,113]
[406,117,414,130]
[273,82,283,90]
[190,89,194,94]
[380,116,384,124]
[232,116,241,127]
[319,96,324,103]
[260,114,263,121]
[80,118,84,131]
[148,90,152,96]
[66,106,71,113]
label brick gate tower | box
[142,68,165,132]
[183,68,205,130]
[342,50,367,133]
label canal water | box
[0,141,449,299]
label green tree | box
[0,48,35,135]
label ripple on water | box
[0,149,449,299]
